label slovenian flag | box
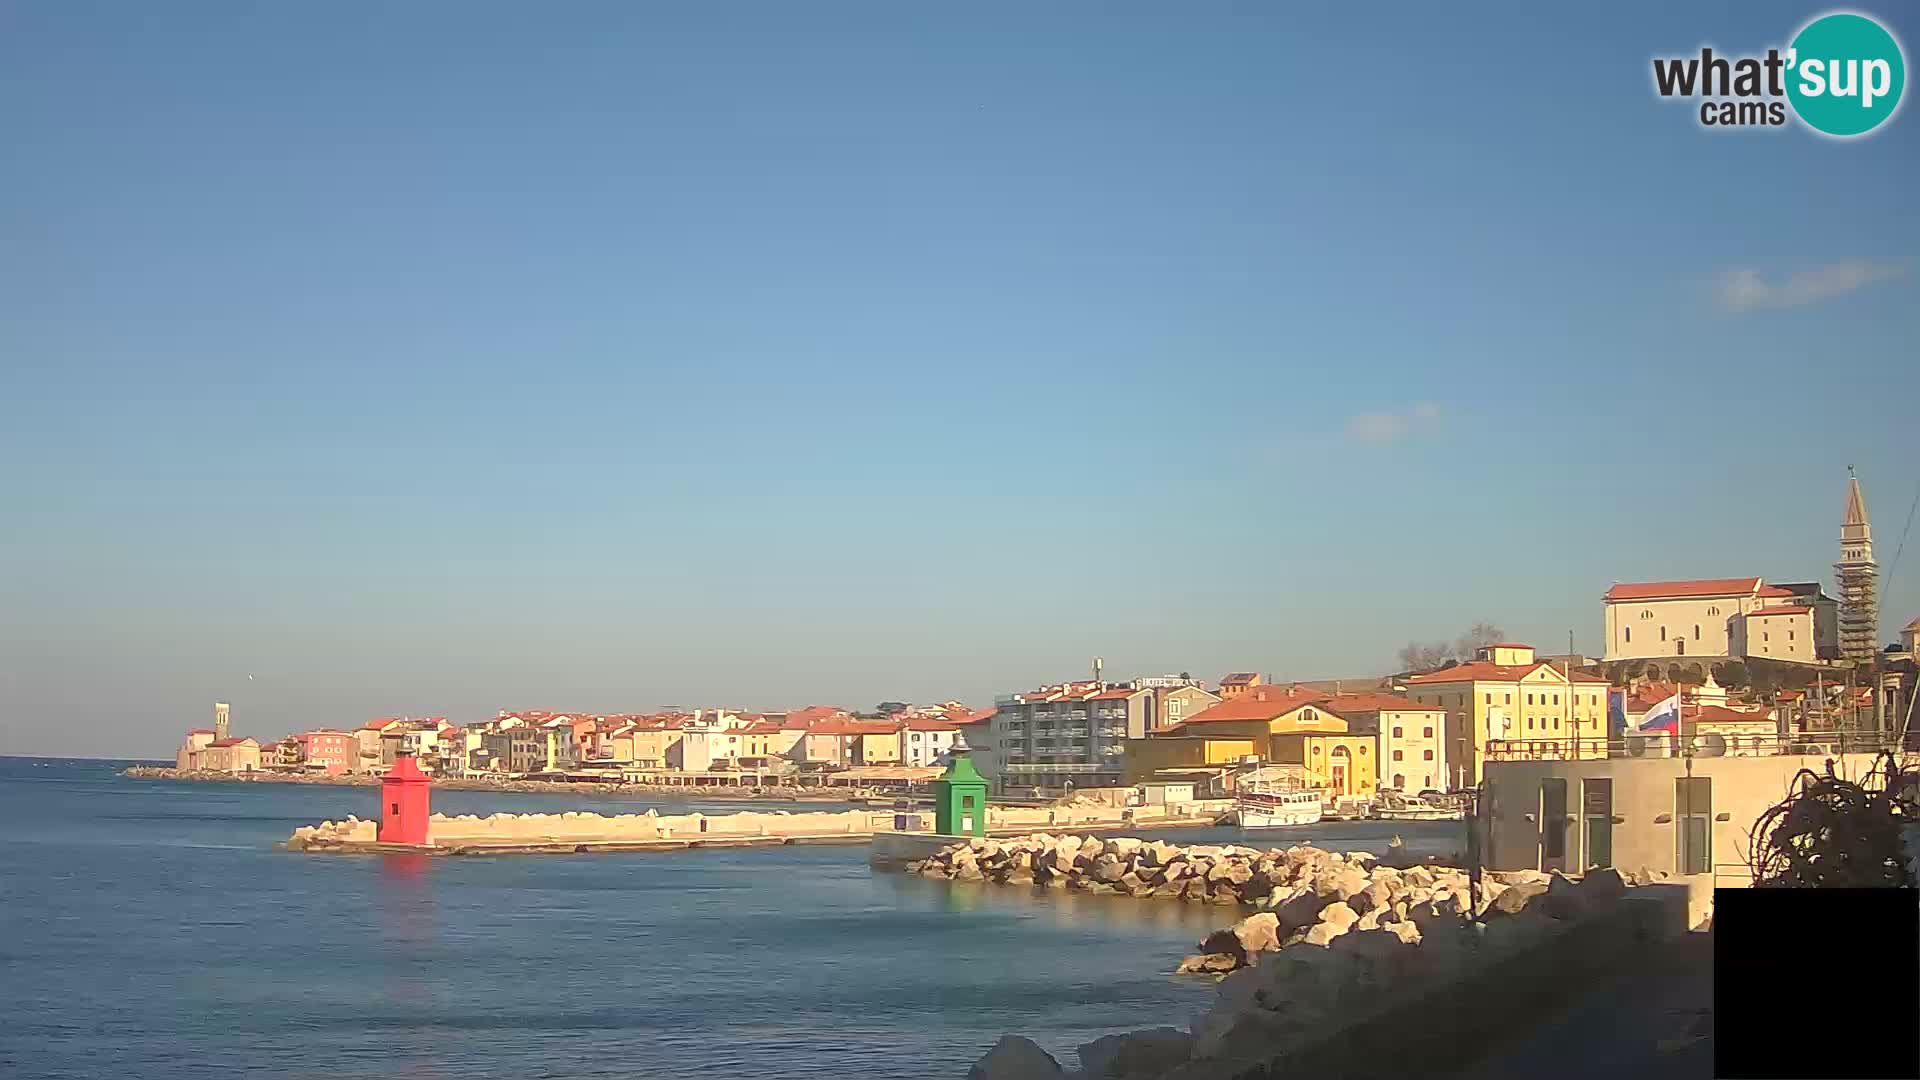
[1637,692,1681,734]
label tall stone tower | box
[214,702,231,742]
[1836,467,1880,664]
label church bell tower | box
[1836,467,1880,664]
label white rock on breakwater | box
[956,840,1652,1080]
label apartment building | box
[1402,643,1610,787]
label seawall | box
[288,803,1229,854]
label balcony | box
[1057,727,1089,740]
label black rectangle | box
[1716,888,1920,1079]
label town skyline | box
[4,2,1918,758]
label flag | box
[1636,692,1681,734]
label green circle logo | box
[1787,12,1906,136]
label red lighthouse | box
[378,754,432,845]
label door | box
[1539,777,1569,873]
[1677,777,1712,875]
[1329,747,1350,796]
[1582,778,1613,870]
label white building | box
[1602,577,1833,663]
[900,717,960,768]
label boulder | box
[1274,888,1327,932]
[1540,873,1590,921]
[1231,912,1281,954]
[1487,880,1547,916]
[1104,837,1144,859]
[968,1034,1064,1080]
[1092,856,1128,884]
[1350,880,1392,915]
[1077,1027,1194,1080]
[1578,867,1628,904]
[1175,952,1242,975]
[1317,901,1360,931]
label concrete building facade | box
[1479,751,1890,883]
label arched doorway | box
[1329,746,1351,796]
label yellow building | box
[1266,731,1376,798]
[1122,733,1256,784]
[1162,686,1375,797]
[1320,693,1450,794]
[1402,643,1610,787]
[855,727,903,766]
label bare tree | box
[1454,621,1507,660]
[1397,640,1453,673]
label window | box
[1640,610,1653,620]
[1625,627,1631,643]
[1659,626,1667,641]
[1392,726,1403,738]
[1393,749,1404,761]
[1423,726,1433,737]
[1526,718,1535,729]
[1358,745,1368,754]
[1707,606,1720,616]
[1693,624,1700,640]
[1485,693,1492,704]
[1789,630,1795,641]
[1552,719,1560,730]
[1527,693,1534,705]
[1423,775,1432,788]
[1423,749,1434,760]
[1763,632,1770,642]
[1393,773,1405,788]
[1505,694,1512,704]
[1552,694,1559,706]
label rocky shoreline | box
[122,766,863,801]
[911,835,1671,1080]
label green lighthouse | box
[932,732,989,837]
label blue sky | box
[3,2,1916,756]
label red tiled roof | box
[208,738,256,748]
[1219,673,1261,686]
[739,721,784,735]
[1603,578,1761,602]
[808,719,900,736]
[902,717,959,731]
[1747,605,1812,616]
[1088,688,1144,701]
[1320,692,1445,715]
[1757,585,1796,598]
[1180,686,1331,724]
[952,707,997,725]
[1406,662,1609,685]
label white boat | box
[1230,788,1323,828]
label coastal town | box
[156,472,1920,832]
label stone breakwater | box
[904,834,1465,912]
[287,807,897,850]
[925,836,1669,1080]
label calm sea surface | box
[0,757,1462,1080]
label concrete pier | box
[286,803,1229,856]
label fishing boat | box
[1229,772,1324,828]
